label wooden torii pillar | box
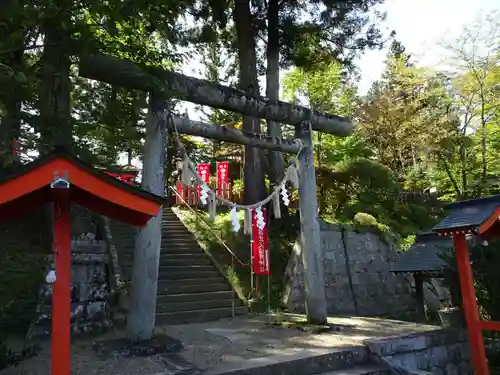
[433,195,500,375]
[78,54,354,324]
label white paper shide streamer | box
[231,206,240,232]
[280,185,290,206]
[200,184,209,205]
[255,206,265,230]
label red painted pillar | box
[453,233,489,375]
[52,190,71,375]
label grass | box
[173,207,298,312]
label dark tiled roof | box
[390,232,453,273]
[432,195,500,232]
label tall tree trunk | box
[266,0,284,184]
[438,152,462,198]
[233,0,266,204]
[38,8,72,244]
[127,93,168,341]
[480,85,487,181]
[459,136,468,198]
[39,18,72,151]
[0,0,26,165]
[1,48,23,164]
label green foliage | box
[282,57,441,238]
[441,238,500,321]
[0,213,49,338]
[353,212,378,227]
[0,246,47,334]
[399,234,416,252]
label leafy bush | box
[353,212,378,226]
[399,234,416,252]
[325,158,440,237]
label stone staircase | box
[110,207,246,325]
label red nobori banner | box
[197,163,210,197]
[216,161,229,196]
[197,163,211,184]
[252,207,270,275]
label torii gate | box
[79,54,354,325]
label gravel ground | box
[0,342,168,375]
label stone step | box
[158,280,230,294]
[157,291,235,304]
[155,306,247,325]
[156,298,242,313]
[160,240,203,246]
[123,267,220,280]
[208,347,374,375]
[113,236,197,245]
[119,247,205,256]
[118,229,194,239]
[162,270,220,279]
[161,233,197,238]
[123,264,215,274]
[161,222,190,227]
[161,230,193,236]
[119,240,201,248]
[119,253,211,265]
[319,365,390,375]
[159,256,212,266]
[116,235,199,243]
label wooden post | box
[52,189,71,375]
[453,233,489,375]
[295,120,328,325]
[127,93,168,341]
[414,272,426,322]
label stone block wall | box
[27,207,112,339]
[366,329,472,375]
[282,221,416,316]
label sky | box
[177,0,499,121]
[356,0,500,94]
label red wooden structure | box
[174,182,242,206]
[0,149,163,375]
[433,195,500,375]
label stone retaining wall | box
[366,329,472,375]
[282,221,416,316]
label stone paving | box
[0,314,440,375]
[160,313,440,373]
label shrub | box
[353,212,378,227]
